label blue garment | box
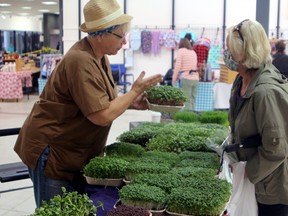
[29,146,86,207]
[179,31,198,42]
[207,40,221,69]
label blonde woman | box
[226,19,288,216]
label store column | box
[62,0,88,54]
[256,0,270,35]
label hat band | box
[85,8,123,29]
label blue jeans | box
[28,146,86,208]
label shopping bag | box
[227,161,258,216]
[206,133,237,184]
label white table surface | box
[213,82,233,109]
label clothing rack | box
[200,27,205,38]
[40,54,63,78]
[215,27,220,40]
[131,26,222,40]
[131,25,173,30]
[41,53,63,58]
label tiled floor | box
[0,94,154,216]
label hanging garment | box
[40,54,63,78]
[151,31,161,55]
[130,29,141,51]
[194,37,211,49]
[141,30,152,54]
[179,31,198,42]
[194,44,209,66]
[207,40,222,69]
[159,31,165,46]
[162,30,180,50]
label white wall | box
[0,15,42,32]
[125,0,172,80]
[61,0,288,80]
[175,0,224,27]
[62,0,81,53]
[124,0,256,79]
[1,0,287,81]
[280,0,288,38]
[226,0,257,27]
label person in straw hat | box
[14,0,163,208]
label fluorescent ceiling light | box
[42,1,57,5]
[38,9,50,12]
[1,11,11,14]
[22,6,32,10]
[19,13,30,16]
[0,3,11,7]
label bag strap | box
[217,134,261,174]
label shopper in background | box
[14,0,162,208]
[184,32,194,47]
[225,19,288,215]
[56,41,60,50]
[160,59,176,86]
[172,38,198,111]
[272,40,288,78]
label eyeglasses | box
[107,31,126,40]
[233,19,249,42]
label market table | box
[195,82,214,112]
[85,185,119,216]
[213,82,233,110]
[194,82,232,111]
[0,71,32,100]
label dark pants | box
[258,203,288,216]
[28,146,86,208]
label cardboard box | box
[15,59,25,72]
[220,63,238,84]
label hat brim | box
[80,14,133,33]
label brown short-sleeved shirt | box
[14,37,117,181]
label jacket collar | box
[240,63,287,98]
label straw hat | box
[80,0,133,33]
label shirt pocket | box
[255,166,282,196]
[262,127,286,153]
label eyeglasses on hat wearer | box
[233,19,249,42]
[107,31,127,40]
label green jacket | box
[229,63,288,205]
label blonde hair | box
[227,20,272,69]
